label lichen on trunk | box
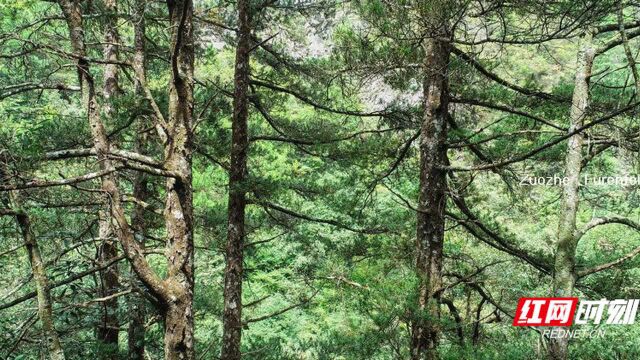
[19,213,66,360]
[57,0,196,358]
[411,33,451,360]
[221,0,252,358]
[96,0,121,356]
[548,32,595,360]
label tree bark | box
[0,116,66,360]
[618,3,640,97]
[58,0,196,358]
[102,0,119,112]
[128,0,148,357]
[127,180,148,360]
[163,0,195,358]
[16,212,66,360]
[97,210,120,358]
[97,0,121,356]
[221,0,251,359]
[411,34,451,360]
[548,32,595,360]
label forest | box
[2,0,640,359]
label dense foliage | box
[2,0,640,359]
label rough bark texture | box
[549,33,594,360]
[127,0,148,357]
[0,163,65,359]
[102,0,119,112]
[17,212,66,360]
[127,174,148,360]
[411,34,451,360]
[163,0,195,358]
[221,0,251,358]
[97,0,120,356]
[97,210,120,358]
[57,0,163,297]
[618,4,640,97]
[58,0,196,358]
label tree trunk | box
[97,210,120,358]
[411,34,450,360]
[17,212,66,360]
[97,0,120,356]
[127,173,149,360]
[102,0,119,112]
[618,3,640,97]
[0,144,66,360]
[127,99,149,360]
[548,32,594,360]
[127,290,146,360]
[58,0,196,358]
[128,1,148,357]
[163,299,193,360]
[162,0,195,358]
[221,0,251,359]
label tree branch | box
[0,168,119,191]
[243,289,319,325]
[444,101,640,171]
[451,47,564,101]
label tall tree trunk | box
[221,0,251,359]
[618,3,640,97]
[102,0,119,112]
[411,33,451,360]
[128,0,148,357]
[97,0,120,356]
[126,299,145,360]
[163,0,195,358]
[0,159,66,360]
[17,214,66,360]
[58,0,196,358]
[0,90,65,359]
[97,210,120,358]
[548,32,594,360]
[617,1,640,176]
[127,164,148,360]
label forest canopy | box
[2,0,640,359]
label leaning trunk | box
[58,1,194,358]
[221,0,251,359]
[1,142,65,360]
[411,35,451,360]
[17,212,66,360]
[548,32,595,360]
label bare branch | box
[451,97,566,131]
[44,148,159,167]
[251,79,393,117]
[451,47,564,101]
[255,200,388,235]
[576,216,640,239]
[578,244,640,278]
[243,289,319,325]
[0,168,119,191]
[444,101,640,171]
